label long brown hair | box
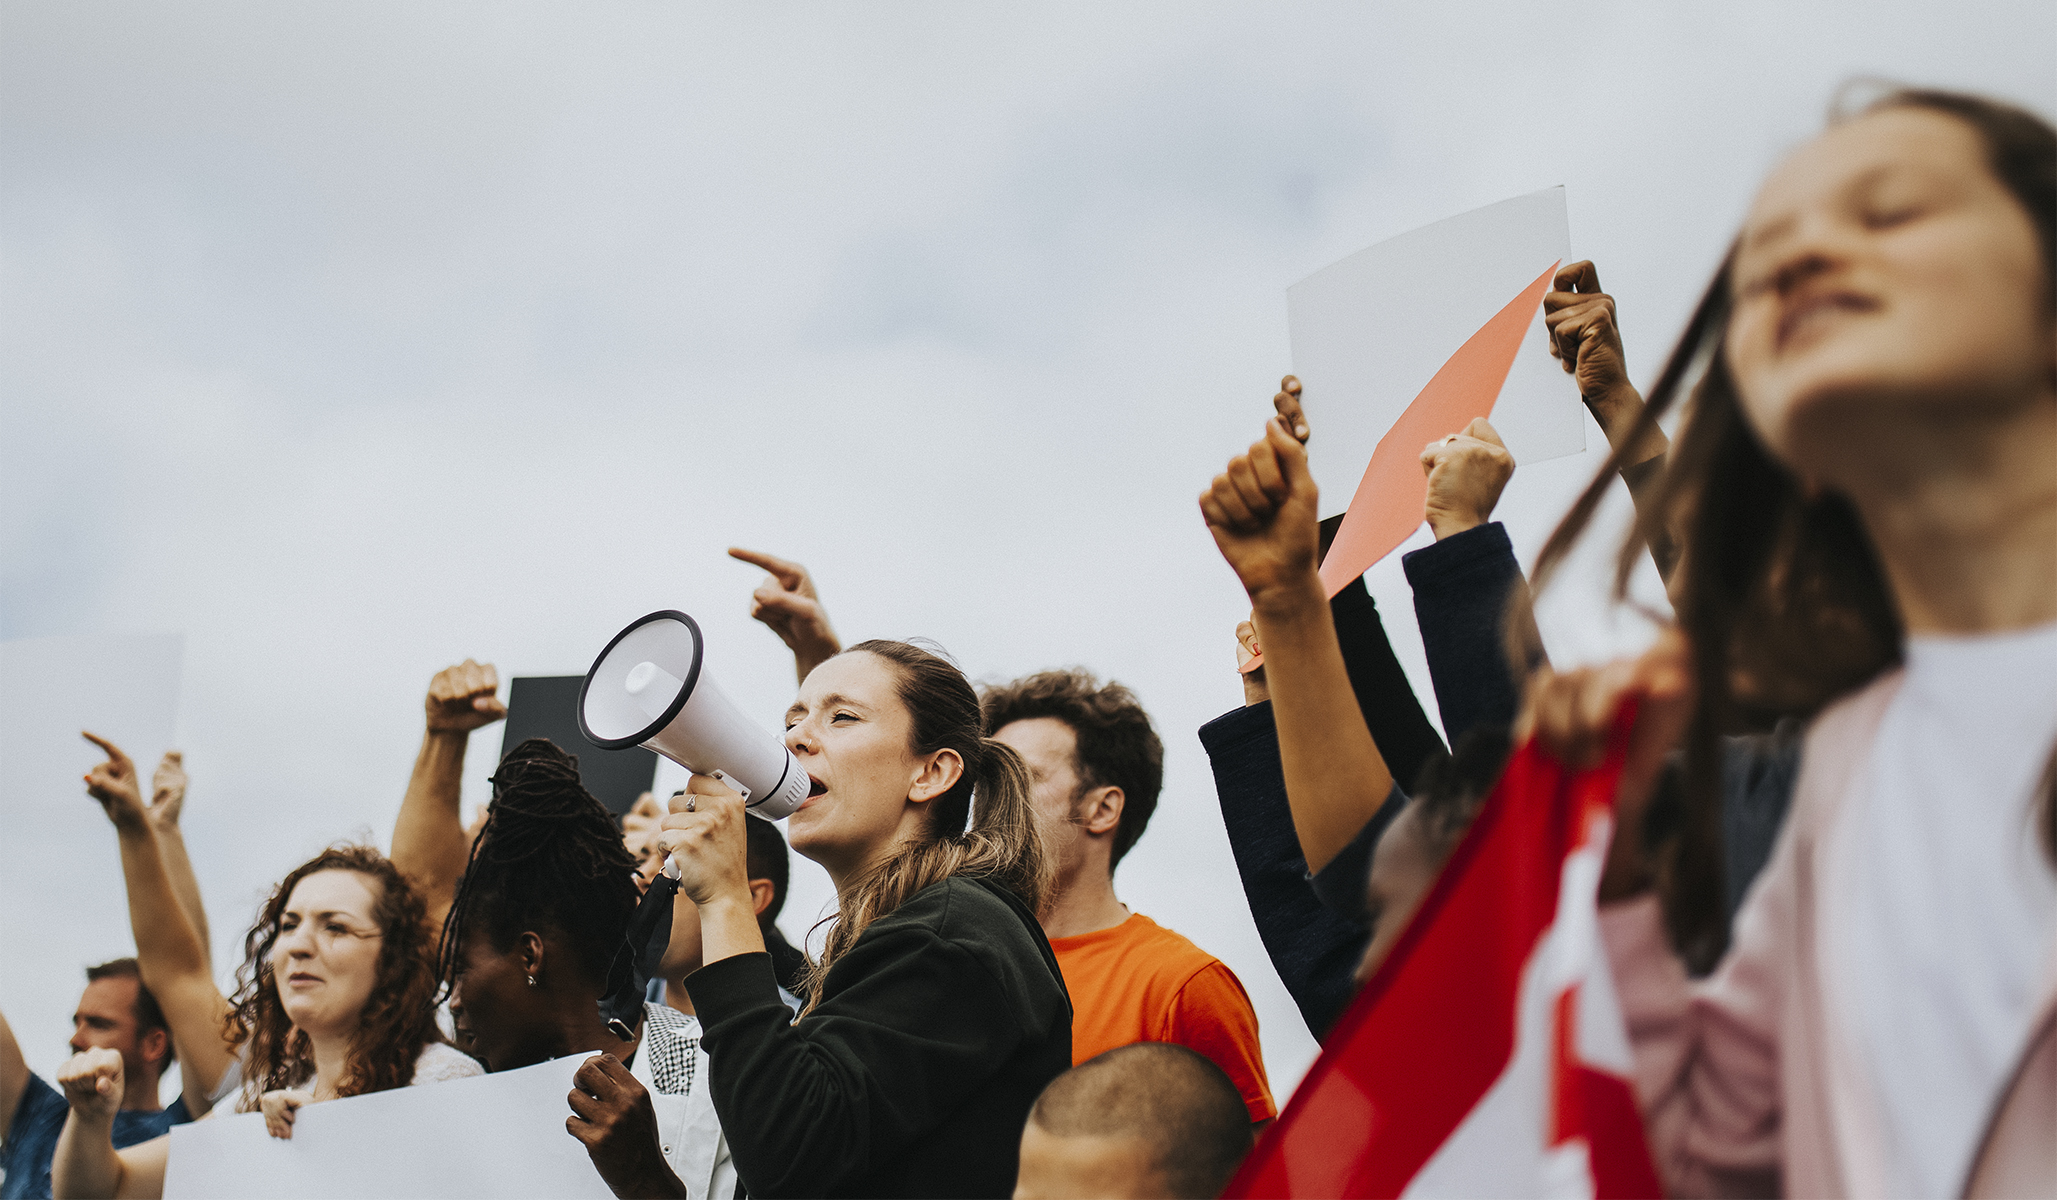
[1531,87,2057,971]
[798,640,1053,1010]
[225,845,444,1106]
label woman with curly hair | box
[51,846,479,1198]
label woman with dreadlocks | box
[438,737,735,1200]
[656,639,1072,1200]
[52,846,474,1198]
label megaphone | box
[578,610,810,821]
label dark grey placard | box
[499,675,658,816]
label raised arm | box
[1544,260,1678,579]
[1199,401,1393,874]
[81,733,232,1117]
[52,1048,169,1200]
[728,548,842,684]
[143,752,210,962]
[390,660,505,930]
[1403,417,1545,741]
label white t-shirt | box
[1828,620,2057,1198]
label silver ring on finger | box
[685,795,696,813]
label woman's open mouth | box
[808,776,828,798]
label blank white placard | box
[1288,187,1583,519]
[164,1054,614,1199]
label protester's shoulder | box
[872,876,1037,946]
[410,1041,485,1085]
[3,1070,65,1146]
[0,1075,64,1200]
[11,1071,64,1124]
[1121,913,1233,982]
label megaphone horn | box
[577,610,810,822]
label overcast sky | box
[4,1,2052,1092]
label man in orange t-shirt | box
[985,671,1275,1124]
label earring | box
[525,974,537,988]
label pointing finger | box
[729,548,806,590]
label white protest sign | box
[164,1055,614,1199]
[0,634,184,1082]
[1288,186,1582,521]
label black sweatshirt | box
[687,876,1072,1199]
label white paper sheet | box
[1288,186,1583,518]
[0,633,185,1082]
[163,1055,614,1199]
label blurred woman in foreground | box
[1208,83,2054,1199]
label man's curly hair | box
[982,669,1164,868]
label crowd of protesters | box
[2,84,2052,1199]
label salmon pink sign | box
[1288,187,1582,595]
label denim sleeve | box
[1199,702,1372,1040]
[1401,521,1532,746]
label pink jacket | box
[1601,670,2057,1198]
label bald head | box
[1016,1043,1253,1200]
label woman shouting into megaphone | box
[657,639,1073,1200]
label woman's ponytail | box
[966,736,1053,916]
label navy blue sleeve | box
[1199,703,1373,1040]
[1401,522,1534,745]
[1330,577,1446,793]
[1308,785,1406,924]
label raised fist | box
[1544,260,1631,405]
[149,751,189,827]
[1199,411,1322,608]
[1419,418,1515,540]
[57,1046,125,1123]
[426,659,506,733]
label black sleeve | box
[1200,703,1373,1040]
[1401,522,1537,746]
[1330,576,1446,793]
[687,937,1021,1198]
[1308,785,1406,924]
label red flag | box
[1224,705,1661,1199]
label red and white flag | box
[1225,706,1661,1199]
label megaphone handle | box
[662,770,747,880]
